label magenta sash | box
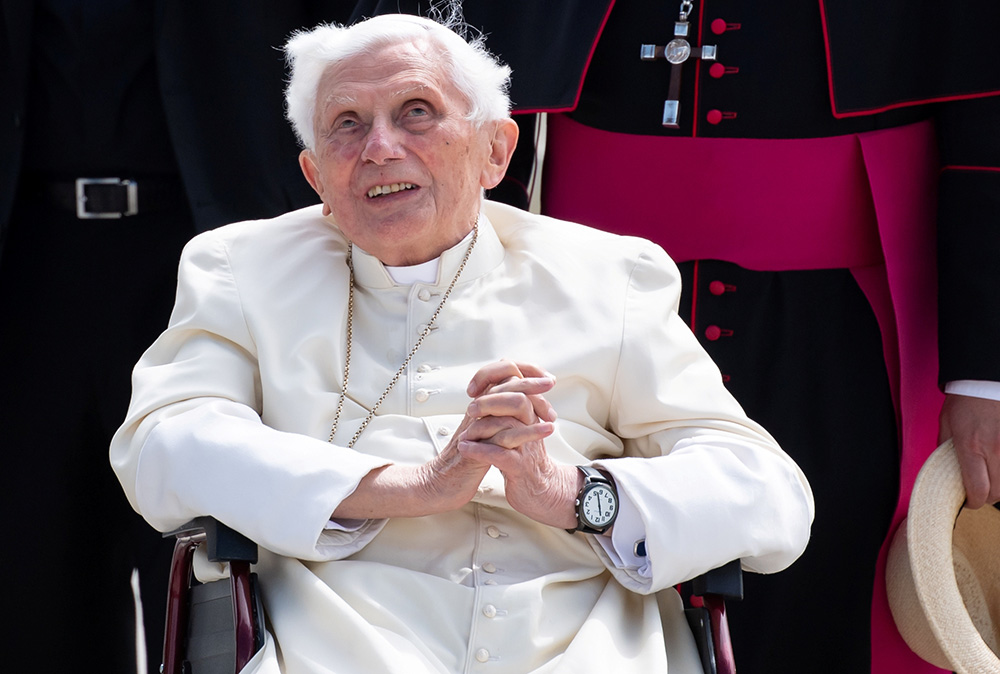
[542,114,886,270]
[543,114,947,674]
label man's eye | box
[406,106,429,117]
[339,119,358,129]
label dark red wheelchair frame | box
[162,518,261,674]
[683,559,743,674]
[161,518,742,674]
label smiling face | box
[299,38,517,266]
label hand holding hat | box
[886,440,1000,673]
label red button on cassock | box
[706,109,723,125]
[709,281,737,295]
[705,325,734,341]
[710,19,742,34]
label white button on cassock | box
[475,648,490,663]
[482,562,497,573]
[415,389,430,402]
[483,604,498,618]
[486,525,501,538]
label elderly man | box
[111,13,813,673]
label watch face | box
[581,483,617,528]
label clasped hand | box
[455,360,581,529]
[333,360,582,529]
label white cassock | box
[111,200,813,673]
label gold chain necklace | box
[328,224,479,448]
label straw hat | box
[885,440,1000,673]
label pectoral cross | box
[640,2,716,128]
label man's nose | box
[360,120,404,165]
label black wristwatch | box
[567,465,619,534]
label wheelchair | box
[161,517,742,674]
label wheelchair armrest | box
[164,516,258,564]
[691,559,743,600]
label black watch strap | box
[567,465,618,534]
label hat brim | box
[886,440,1000,674]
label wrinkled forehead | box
[315,37,460,107]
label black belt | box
[19,175,187,219]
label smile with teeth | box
[367,182,417,198]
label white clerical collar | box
[348,212,501,290]
[383,258,440,285]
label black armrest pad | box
[691,559,743,600]
[164,516,258,564]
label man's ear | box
[299,150,332,216]
[480,118,519,190]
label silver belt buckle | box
[75,177,138,219]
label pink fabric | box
[542,114,885,270]
[543,115,947,673]
[855,122,945,674]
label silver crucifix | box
[640,2,717,128]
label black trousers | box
[678,260,900,674]
[0,192,195,673]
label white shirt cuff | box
[592,487,652,578]
[945,380,1000,402]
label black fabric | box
[0,0,35,244]
[0,196,193,672]
[0,2,327,670]
[565,0,927,138]
[149,2,325,232]
[822,1,1000,114]
[23,0,178,175]
[0,1,323,255]
[347,0,615,112]
[937,167,1000,384]
[487,113,536,211]
[934,95,1000,384]
[677,262,899,672]
[347,1,1000,118]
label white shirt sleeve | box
[944,379,1000,401]
[592,488,652,577]
[579,243,813,592]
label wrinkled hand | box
[939,393,1000,509]
[333,361,578,522]
[458,360,581,529]
[407,360,561,514]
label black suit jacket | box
[0,0,333,256]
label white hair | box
[284,11,512,150]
